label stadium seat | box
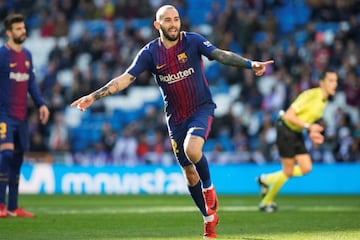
[70,127,90,151]
[203,139,217,152]
[254,31,267,44]
[315,22,339,33]
[294,30,309,48]
[113,19,125,32]
[274,4,296,34]
[86,20,107,37]
[130,18,152,30]
[294,0,311,26]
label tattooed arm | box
[210,49,252,68]
[92,73,135,100]
[70,73,136,111]
[210,48,274,76]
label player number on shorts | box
[171,139,179,154]
[0,122,7,139]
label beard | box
[13,35,26,44]
[160,25,179,41]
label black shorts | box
[276,119,307,158]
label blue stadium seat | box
[315,22,339,33]
[294,30,309,48]
[294,0,311,26]
[70,127,90,151]
[254,31,267,44]
[130,18,152,30]
[274,3,296,34]
[219,136,234,151]
[205,63,221,84]
[203,139,217,152]
[113,19,125,32]
[86,20,107,37]
[112,108,144,126]
[280,39,289,52]
[88,126,102,143]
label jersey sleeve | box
[290,90,312,114]
[26,51,46,107]
[126,46,152,77]
[191,32,217,60]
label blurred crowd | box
[1,0,359,165]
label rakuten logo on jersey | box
[159,67,194,84]
[10,72,29,82]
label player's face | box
[158,9,181,41]
[8,22,27,44]
[321,72,338,97]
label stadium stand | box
[2,0,358,164]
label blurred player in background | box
[0,13,50,218]
[257,69,338,212]
[71,5,273,239]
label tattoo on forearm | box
[91,75,135,101]
[92,80,116,100]
[211,49,248,68]
[93,86,111,100]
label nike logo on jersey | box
[156,64,166,69]
[9,63,17,68]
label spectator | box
[10,0,359,165]
[112,123,138,165]
[100,122,117,153]
[48,112,69,152]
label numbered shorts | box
[0,115,29,152]
[168,104,215,167]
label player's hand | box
[70,95,95,112]
[252,60,274,76]
[308,123,325,144]
[309,130,324,144]
[39,105,50,125]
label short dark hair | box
[4,13,25,31]
[319,68,337,80]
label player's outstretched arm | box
[70,73,136,112]
[210,48,274,76]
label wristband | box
[303,122,310,129]
[246,60,253,69]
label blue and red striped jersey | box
[127,31,217,125]
[0,44,45,120]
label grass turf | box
[0,194,359,240]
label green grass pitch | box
[1,194,359,240]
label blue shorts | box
[0,115,29,152]
[168,104,215,167]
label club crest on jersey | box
[177,53,187,63]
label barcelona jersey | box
[0,44,45,121]
[127,31,217,125]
